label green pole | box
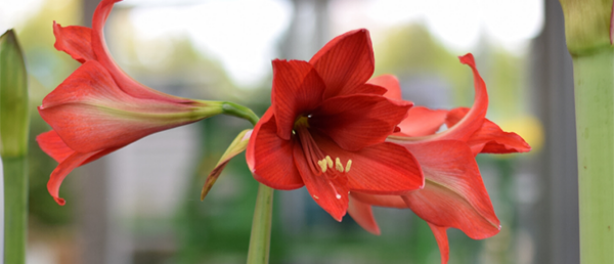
[559,1,614,262]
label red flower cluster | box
[247,30,530,263]
[37,0,529,261]
[37,0,223,205]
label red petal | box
[435,53,488,142]
[201,129,252,200]
[37,130,74,163]
[351,83,387,95]
[428,223,450,264]
[402,140,501,239]
[47,150,101,205]
[271,60,326,140]
[368,74,402,100]
[39,61,200,153]
[90,0,188,103]
[246,109,274,171]
[309,29,375,98]
[447,107,531,155]
[310,94,411,151]
[314,134,423,194]
[293,142,349,222]
[350,192,408,209]
[395,106,448,137]
[53,22,95,63]
[348,196,381,235]
[247,110,304,190]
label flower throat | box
[293,115,352,177]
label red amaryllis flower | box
[37,0,224,205]
[348,54,530,264]
[246,29,424,221]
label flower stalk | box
[246,184,274,264]
[221,101,260,126]
[240,112,274,264]
[560,0,614,263]
[0,29,29,264]
[571,48,614,264]
[2,157,28,264]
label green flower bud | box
[560,0,614,56]
[0,29,29,157]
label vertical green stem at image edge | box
[559,0,614,262]
[572,48,614,264]
[0,29,29,264]
[2,157,28,264]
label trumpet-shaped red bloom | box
[37,0,223,205]
[348,54,530,264]
[246,29,424,221]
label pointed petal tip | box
[333,212,346,222]
[55,197,66,206]
[459,53,475,65]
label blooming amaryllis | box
[245,29,425,221]
[37,0,225,205]
[348,54,531,264]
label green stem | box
[246,184,274,264]
[222,102,260,126]
[572,47,614,264]
[222,109,274,264]
[3,155,28,264]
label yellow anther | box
[313,195,319,200]
[335,157,344,172]
[345,159,352,172]
[317,159,328,173]
[326,156,333,168]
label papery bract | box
[200,129,253,200]
[348,54,530,264]
[38,0,224,205]
[246,29,425,221]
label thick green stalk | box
[572,48,614,264]
[246,183,274,264]
[3,156,28,264]
[0,29,29,264]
